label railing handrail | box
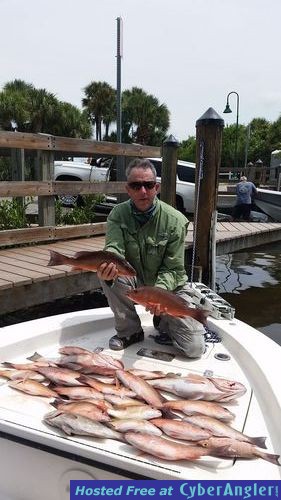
[0,131,161,157]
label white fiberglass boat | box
[0,284,280,499]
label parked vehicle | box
[54,157,113,206]
[54,156,196,212]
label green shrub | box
[55,194,105,225]
[0,198,33,230]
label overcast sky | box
[1,0,280,141]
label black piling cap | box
[163,134,179,148]
[196,107,224,127]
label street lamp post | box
[223,91,240,171]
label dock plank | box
[0,262,48,282]
[0,222,281,314]
[0,255,66,278]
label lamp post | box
[223,91,240,171]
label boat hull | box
[0,305,280,496]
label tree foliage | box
[179,117,281,169]
[82,82,170,145]
[0,79,91,138]
[82,81,116,140]
[122,87,169,145]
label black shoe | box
[109,330,144,351]
[153,315,161,330]
[153,333,173,346]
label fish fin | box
[1,362,14,368]
[165,372,182,378]
[207,444,235,457]
[61,424,73,436]
[26,352,42,361]
[250,436,267,449]
[258,451,281,466]
[47,250,67,267]
[73,251,93,258]
[93,347,104,353]
[161,408,178,419]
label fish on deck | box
[47,249,136,277]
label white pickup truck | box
[54,158,112,206]
[54,157,197,213]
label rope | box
[190,140,204,285]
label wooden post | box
[37,151,55,226]
[194,108,224,286]
[161,134,179,207]
[11,148,25,208]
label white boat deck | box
[0,307,280,493]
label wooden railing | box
[0,131,161,247]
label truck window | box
[177,165,195,183]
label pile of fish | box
[0,345,280,467]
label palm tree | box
[0,79,91,138]
[82,81,116,140]
[52,102,92,138]
[122,87,170,145]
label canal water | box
[215,241,281,346]
[0,243,280,348]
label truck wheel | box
[59,194,82,207]
[55,176,84,207]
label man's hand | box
[97,262,119,281]
[145,302,167,316]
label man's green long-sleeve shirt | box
[104,198,189,291]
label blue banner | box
[70,480,280,500]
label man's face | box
[126,167,160,212]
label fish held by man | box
[126,286,209,324]
[47,249,136,277]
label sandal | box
[109,330,144,351]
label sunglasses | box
[128,181,157,191]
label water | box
[215,241,281,346]
[1,241,280,348]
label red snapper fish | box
[47,249,136,277]
[126,286,209,324]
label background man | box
[232,176,257,221]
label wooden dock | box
[0,221,281,315]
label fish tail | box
[47,250,68,267]
[77,375,88,385]
[190,308,209,326]
[26,352,42,361]
[250,436,267,449]
[258,451,281,466]
[1,362,14,368]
